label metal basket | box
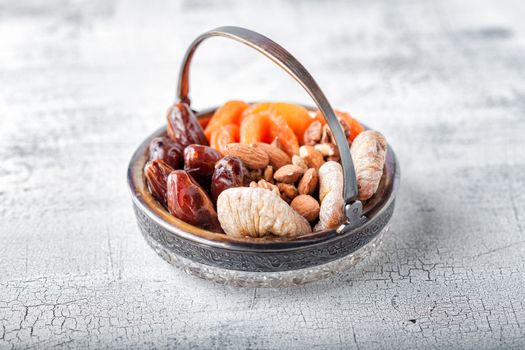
[127,26,400,287]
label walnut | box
[217,187,312,238]
[350,130,387,200]
[314,143,338,157]
[277,182,298,202]
[303,120,322,145]
[299,145,324,170]
[292,155,308,171]
[250,179,280,195]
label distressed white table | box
[1,0,524,348]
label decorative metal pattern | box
[134,199,395,272]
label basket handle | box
[177,26,365,231]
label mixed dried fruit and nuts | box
[144,101,387,238]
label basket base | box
[143,227,388,288]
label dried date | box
[148,136,183,169]
[183,144,222,187]
[144,159,174,205]
[167,170,223,232]
[211,156,246,203]
[166,102,208,148]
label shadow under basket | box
[127,26,400,287]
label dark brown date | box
[144,159,174,205]
[166,102,208,148]
[149,136,183,169]
[183,144,222,187]
[211,156,246,203]
[167,170,223,233]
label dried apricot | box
[244,102,313,140]
[240,111,271,144]
[268,114,299,156]
[210,124,240,154]
[204,100,249,139]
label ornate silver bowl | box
[127,26,400,287]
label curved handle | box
[177,26,365,230]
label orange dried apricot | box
[198,115,211,129]
[210,124,240,154]
[240,112,271,144]
[245,102,313,140]
[268,114,300,156]
[204,100,250,139]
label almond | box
[223,143,269,169]
[273,164,305,183]
[298,168,318,195]
[291,194,320,222]
[253,142,291,170]
[299,145,325,170]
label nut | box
[263,165,274,183]
[277,182,298,201]
[292,155,308,171]
[321,124,333,144]
[314,143,338,157]
[303,121,322,145]
[223,143,269,169]
[250,179,280,195]
[291,194,320,222]
[217,187,312,238]
[270,137,284,151]
[314,161,345,230]
[299,145,324,170]
[338,117,352,140]
[273,164,305,183]
[350,130,387,200]
[297,168,318,195]
[245,168,263,183]
[253,142,291,170]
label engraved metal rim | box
[127,106,400,254]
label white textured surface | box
[1,0,525,348]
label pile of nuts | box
[144,101,387,239]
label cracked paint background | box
[0,0,525,348]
